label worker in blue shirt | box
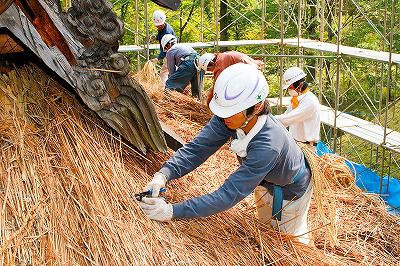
[161,34,199,99]
[139,63,313,244]
[150,10,177,85]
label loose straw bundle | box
[299,143,338,246]
[310,153,400,265]
[133,60,163,98]
[318,154,355,189]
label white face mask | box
[288,89,299,97]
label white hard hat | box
[197,53,216,71]
[152,10,166,26]
[209,63,269,118]
[282,66,306,90]
[160,34,176,51]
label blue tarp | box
[316,142,400,215]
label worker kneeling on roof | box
[275,67,320,149]
[197,51,264,106]
[139,63,313,244]
[161,34,200,99]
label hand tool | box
[134,187,167,201]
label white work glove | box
[150,58,159,63]
[139,197,173,222]
[144,172,167,197]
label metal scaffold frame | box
[114,0,399,190]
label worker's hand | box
[150,58,159,64]
[144,172,167,197]
[139,197,173,222]
[149,34,157,42]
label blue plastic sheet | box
[316,142,400,215]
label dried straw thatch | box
[0,64,399,265]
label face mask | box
[288,89,299,97]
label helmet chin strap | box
[239,101,265,129]
[294,81,305,93]
[287,81,305,97]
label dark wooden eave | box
[13,0,76,64]
[0,33,24,53]
[0,0,15,15]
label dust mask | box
[288,89,299,97]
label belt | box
[303,141,317,146]
[181,53,198,61]
[271,158,307,221]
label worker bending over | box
[275,67,320,148]
[161,34,199,99]
[197,51,264,105]
[150,10,177,85]
[139,64,313,244]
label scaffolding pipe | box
[333,0,343,152]
[201,0,204,42]
[380,0,395,194]
[393,65,398,120]
[261,0,266,58]
[135,0,140,71]
[247,54,337,59]
[297,0,303,65]
[144,0,149,60]
[278,0,284,113]
[262,0,266,38]
[378,0,389,123]
[214,0,219,52]
[318,0,325,103]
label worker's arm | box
[172,146,279,219]
[166,50,176,76]
[159,116,232,181]
[241,56,264,70]
[274,98,316,127]
[157,45,167,61]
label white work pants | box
[254,181,313,244]
[160,58,169,85]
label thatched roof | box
[1,65,400,265]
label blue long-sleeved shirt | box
[165,44,197,76]
[159,114,311,219]
[156,23,177,60]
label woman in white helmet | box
[161,34,200,99]
[150,10,177,85]
[139,63,313,244]
[275,67,320,148]
[197,51,264,105]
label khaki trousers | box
[254,181,313,244]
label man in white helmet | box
[275,67,320,148]
[150,10,177,85]
[138,63,313,244]
[161,34,200,99]
[197,51,264,105]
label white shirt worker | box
[275,90,320,143]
